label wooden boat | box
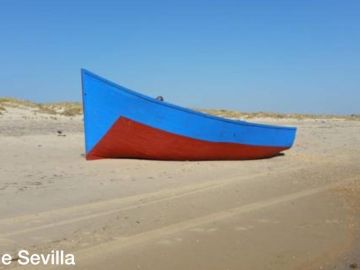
[81,69,296,160]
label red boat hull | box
[86,117,288,160]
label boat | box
[81,69,296,160]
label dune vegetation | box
[0,98,82,116]
[0,97,358,120]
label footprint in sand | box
[235,225,254,231]
[156,239,173,245]
[156,237,183,245]
[188,227,218,233]
[325,219,341,224]
[257,218,280,224]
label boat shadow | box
[86,152,287,162]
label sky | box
[0,0,359,115]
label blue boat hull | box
[81,69,296,160]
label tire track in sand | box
[78,176,359,253]
[0,165,301,237]
[20,175,359,270]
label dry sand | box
[0,102,359,270]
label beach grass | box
[0,105,6,115]
[0,98,82,116]
[200,109,360,121]
[0,97,358,120]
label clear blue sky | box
[0,0,359,114]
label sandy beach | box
[0,102,359,270]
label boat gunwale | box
[81,69,296,131]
